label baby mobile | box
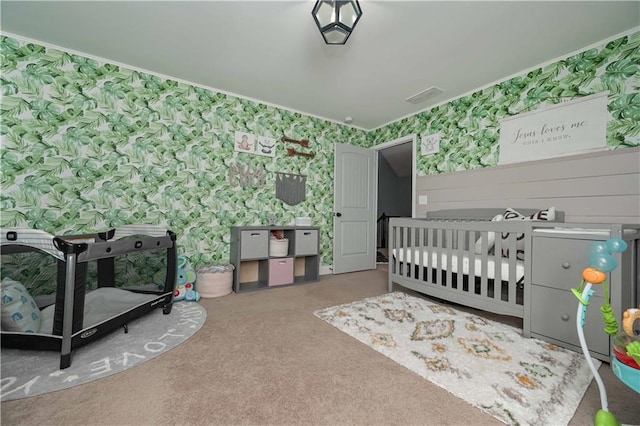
[572,238,639,426]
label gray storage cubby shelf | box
[230,226,320,293]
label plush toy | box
[173,256,199,302]
[154,255,199,302]
[622,307,640,337]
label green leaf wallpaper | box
[0,35,369,269]
[369,31,640,174]
[1,31,638,270]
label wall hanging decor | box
[282,136,315,158]
[281,136,310,148]
[256,136,277,157]
[275,172,307,206]
[234,131,256,153]
[286,148,316,158]
[235,132,276,158]
[421,133,440,156]
[229,161,266,188]
[498,92,608,165]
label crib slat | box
[469,230,477,294]
[426,228,433,281]
[416,226,423,282]
[402,226,409,278]
[456,229,464,291]
[435,228,442,286]
[506,231,519,305]
[479,237,489,298]
[390,222,398,284]
[494,232,503,293]
[445,228,453,289]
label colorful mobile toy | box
[572,238,639,426]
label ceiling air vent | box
[405,86,443,104]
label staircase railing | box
[377,213,400,248]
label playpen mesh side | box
[90,248,172,292]
[1,249,58,298]
[2,247,170,294]
[2,246,172,336]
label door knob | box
[335,212,342,217]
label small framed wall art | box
[421,133,440,156]
[255,136,276,157]
[235,131,255,153]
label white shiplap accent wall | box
[416,147,640,224]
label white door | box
[333,143,376,274]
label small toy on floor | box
[173,256,199,302]
[154,256,199,302]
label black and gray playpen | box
[1,225,177,369]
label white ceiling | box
[2,1,639,132]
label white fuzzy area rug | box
[314,292,599,426]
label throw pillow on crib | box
[1,277,41,333]
[474,213,504,255]
[500,207,556,260]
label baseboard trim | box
[319,265,333,275]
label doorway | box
[331,136,416,274]
[332,143,377,274]
[374,135,416,263]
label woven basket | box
[197,270,233,298]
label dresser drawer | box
[240,230,269,259]
[530,285,609,356]
[295,229,318,256]
[531,236,606,297]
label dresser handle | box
[561,314,570,321]
[562,262,570,269]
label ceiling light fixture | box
[312,1,362,45]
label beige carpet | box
[1,265,639,425]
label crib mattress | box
[392,248,525,282]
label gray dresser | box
[525,223,640,361]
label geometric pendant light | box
[312,1,363,45]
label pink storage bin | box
[268,257,294,286]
